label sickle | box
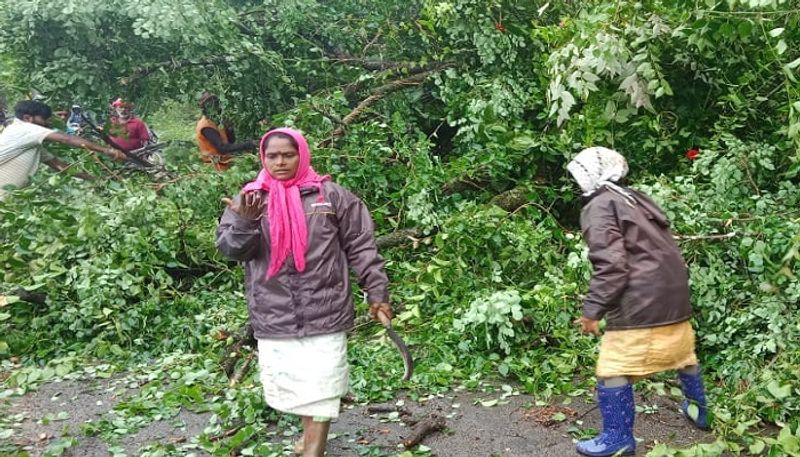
[377,310,414,381]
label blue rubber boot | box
[679,370,710,430]
[576,383,636,457]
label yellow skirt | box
[596,320,698,378]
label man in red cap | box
[108,97,151,152]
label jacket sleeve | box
[581,200,629,320]
[215,196,263,262]
[336,188,390,304]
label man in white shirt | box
[0,100,125,200]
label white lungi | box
[257,332,349,418]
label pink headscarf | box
[241,128,330,278]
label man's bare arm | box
[44,131,126,161]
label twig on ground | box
[229,352,256,387]
[93,155,121,180]
[208,425,244,443]
[222,322,257,379]
[674,231,738,241]
[573,405,598,423]
[366,405,412,416]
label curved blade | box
[384,326,414,381]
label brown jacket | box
[215,181,389,339]
[580,186,691,330]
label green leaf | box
[0,295,20,307]
[777,426,800,452]
[55,363,73,377]
[661,79,673,96]
[738,21,754,38]
[766,380,791,400]
[785,56,800,70]
[749,440,766,454]
[687,403,700,421]
[498,363,509,376]
[769,27,785,37]
[776,40,787,55]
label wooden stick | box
[402,414,446,449]
[221,322,257,378]
[207,425,244,443]
[93,155,122,180]
[366,405,412,416]
[229,352,256,387]
[674,232,738,241]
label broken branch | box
[674,232,738,241]
[229,352,256,387]
[318,66,452,147]
[7,288,47,305]
[402,413,446,449]
[221,322,257,378]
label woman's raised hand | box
[221,191,264,220]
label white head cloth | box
[567,147,635,205]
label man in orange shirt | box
[196,93,256,171]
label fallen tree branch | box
[441,177,489,194]
[362,29,384,55]
[366,405,412,416]
[327,53,453,74]
[318,66,452,147]
[342,61,455,98]
[207,425,244,443]
[489,186,532,212]
[402,413,446,449]
[124,55,238,85]
[221,322,257,378]
[308,100,345,127]
[329,57,404,71]
[93,155,122,180]
[229,352,256,387]
[674,231,738,241]
[376,228,424,250]
[374,185,535,250]
[6,288,47,305]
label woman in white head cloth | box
[566,147,710,457]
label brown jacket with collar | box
[216,181,389,339]
[580,186,692,330]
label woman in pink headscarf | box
[215,128,392,456]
